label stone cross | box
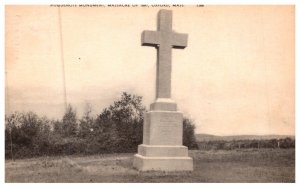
[142,9,188,99]
[134,9,193,171]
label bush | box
[5,112,52,159]
[183,118,199,149]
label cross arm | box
[141,30,160,47]
[172,33,188,49]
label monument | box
[133,9,193,171]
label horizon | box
[5,5,295,136]
[4,107,296,137]
[196,133,295,137]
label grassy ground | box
[5,148,295,183]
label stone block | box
[143,111,183,145]
[138,144,188,157]
[150,98,177,111]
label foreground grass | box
[5,148,295,183]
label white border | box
[1,0,298,189]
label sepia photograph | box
[4,4,295,183]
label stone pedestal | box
[133,99,193,171]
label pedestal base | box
[134,98,194,171]
[133,144,193,171]
[133,154,193,171]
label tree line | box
[5,92,198,159]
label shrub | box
[183,118,199,149]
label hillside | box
[196,134,295,142]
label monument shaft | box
[157,45,172,98]
[133,9,193,171]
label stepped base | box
[134,98,194,172]
[133,154,193,171]
[133,145,193,171]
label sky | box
[5,5,295,135]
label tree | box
[53,119,63,134]
[62,105,78,136]
[78,103,95,138]
[183,117,199,149]
[5,111,46,158]
[94,92,145,152]
[5,112,23,160]
[32,116,52,156]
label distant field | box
[5,148,294,183]
[196,134,295,142]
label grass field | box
[5,148,295,183]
